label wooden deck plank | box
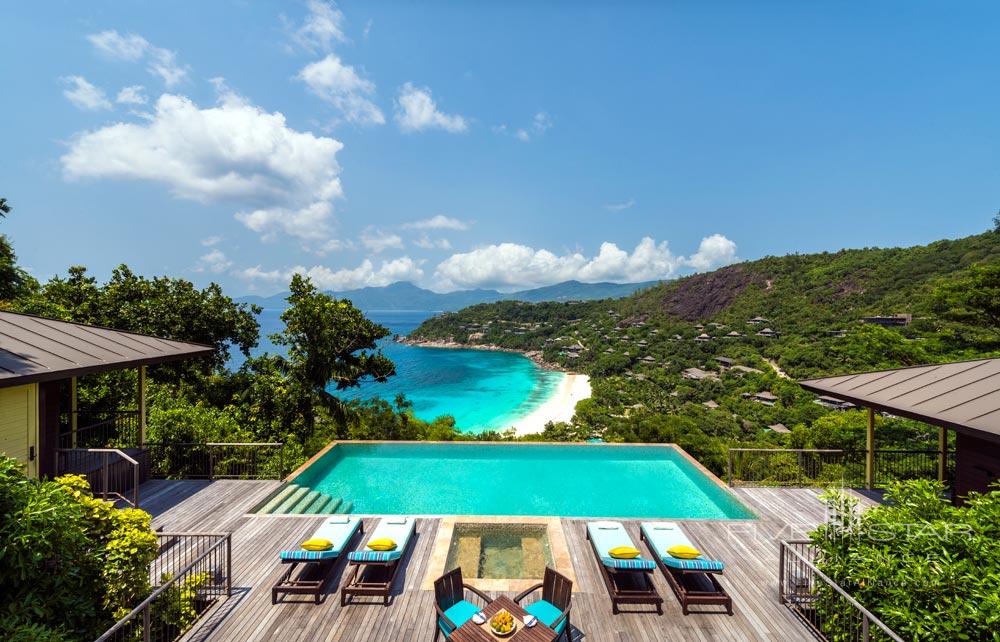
[145,480,870,641]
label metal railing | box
[56,448,146,507]
[728,448,857,487]
[97,532,232,642]
[145,442,285,480]
[779,540,904,642]
[59,410,141,449]
[728,448,952,488]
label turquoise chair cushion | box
[439,599,479,637]
[525,600,566,633]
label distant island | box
[238,279,660,311]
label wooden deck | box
[140,481,873,641]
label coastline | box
[397,336,591,435]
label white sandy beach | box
[509,373,592,436]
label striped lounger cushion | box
[279,515,362,561]
[347,550,403,562]
[587,521,656,571]
[640,522,725,572]
[347,517,415,563]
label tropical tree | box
[271,274,396,432]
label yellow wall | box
[0,384,39,478]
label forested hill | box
[407,231,1000,472]
[411,231,1000,380]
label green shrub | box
[0,457,158,639]
[813,480,1000,641]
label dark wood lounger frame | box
[340,526,416,607]
[640,529,734,616]
[272,522,364,605]
[586,526,663,615]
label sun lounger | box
[272,515,363,604]
[586,521,663,615]
[640,522,733,615]
[340,516,416,606]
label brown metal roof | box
[0,311,215,387]
[799,358,1000,443]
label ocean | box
[249,309,564,433]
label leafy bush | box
[813,480,1000,641]
[0,457,158,639]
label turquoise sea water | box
[251,309,564,433]
[293,443,755,519]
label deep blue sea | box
[248,309,564,433]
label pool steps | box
[254,483,353,515]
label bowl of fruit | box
[489,609,517,637]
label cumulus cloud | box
[115,85,147,105]
[298,54,384,126]
[395,83,467,133]
[194,248,233,274]
[62,76,112,110]
[604,197,635,212]
[236,256,423,291]
[289,0,346,52]
[361,229,404,253]
[62,90,344,246]
[685,233,739,271]
[200,235,223,247]
[433,235,739,291]
[402,214,470,231]
[87,30,188,87]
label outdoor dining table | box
[449,594,556,642]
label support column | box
[938,426,947,482]
[70,376,78,448]
[137,366,147,447]
[865,407,875,489]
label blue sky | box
[2,1,998,295]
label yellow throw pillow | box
[367,538,397,551]
[301,538,333,552]
[608,546,641,559]
[667,545,701,559]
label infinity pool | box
[290,443,754,519]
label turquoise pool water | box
[292,443,755,519]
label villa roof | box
[799,358,1000,443]
[0,311,215,387]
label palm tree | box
[0,197,9,217]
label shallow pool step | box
[456,536,482,578]
[257,484,300,514]
[274,485,311,513]
[338,500,353,514]
[291,490,323,514]
[304,494,337,514]
[521,537,546,579]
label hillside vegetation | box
[409,231,1000,473]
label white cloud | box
[237,256,424,291]
[684,233,739,271]
[363,18,373,39]
[298,54,384,126]
[291,0,346,52]
[200,235,223,246]
[361,228,404,253]
[506,110,553,142]
[115,85,147,105]
[605,197,635,212]
[87,30,147,61]
[414,235,451,250]
[62,90,344,247]
[402,214,470,231]
[62,76,112,111]
[87,30,188,87]
[395,82,468,133]
[194,248,233,274]
[433,235,739,291]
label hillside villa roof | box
[0,311,215,387]
[799,358,1000,443]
